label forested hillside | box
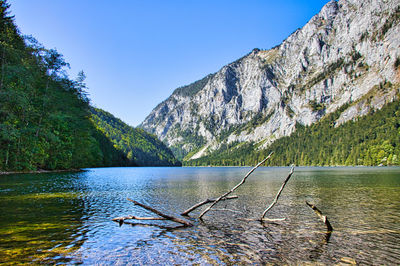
[0,2,92,170]
[0,1,177,171]
[185,98,400,166]
[91,108,180,166]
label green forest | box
[185,98,400,167]
[91,108,180,166]
[0,1,178,172]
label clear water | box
[0,166,399,264]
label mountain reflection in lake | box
[0,167,399,264]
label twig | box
[181,195,238,216]
[260,217,286,222]
[306,201,333,232]
[261,165,294,220]
[199,152,274,219]
[126,198,193,227]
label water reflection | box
[1,167,399,264]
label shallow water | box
[0,166,399,264]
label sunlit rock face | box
[140,0,400,160]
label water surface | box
[1,167,399,264]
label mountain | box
[91,108,181,166]
[140,0,400,165]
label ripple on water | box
[0,167,400,264]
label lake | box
[0,166,399,264]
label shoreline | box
[0,169,84,176]
[2,165,398,175]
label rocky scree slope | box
[140,0,400,161]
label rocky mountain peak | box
[140,0,400,161]
[319,0,339,21]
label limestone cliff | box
[140,0,400,161]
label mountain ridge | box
[140,0,400,163]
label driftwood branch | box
[198,152,274,219]
[181,195,238,216]
[113,215,167,221]
[112,215,167,226]
[123,222,188,230]
[261,165,294,220]
[116,198,193,227]
[306,201,333,232]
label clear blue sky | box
[9,0,329,126]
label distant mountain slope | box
[140,0,400,164]
[91,108,181,166]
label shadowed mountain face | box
[140,0,400,162]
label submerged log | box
[198,152,274,219]
[306,201,333,232]
[112,215,167,221]
[127,198,193,226]
[112,198,193,227]
[123,222,188,230]
[112,215,167,226]
[261,165,294,220]
[181,195,238,216]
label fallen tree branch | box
[256,217,287,222]
[112,215,167,221]
[124,198,193,227]
[181,195,238,216]
[112,215,167,226]
[261,165,295,220]
[306,201,333,232]
[122,222,188,230]
[199,152,274,219]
